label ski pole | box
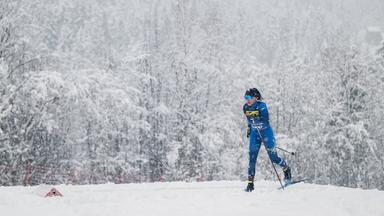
[255,127,285,190]
[275,147,295,156]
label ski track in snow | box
[0,181,383,216]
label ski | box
[278,179,309,190]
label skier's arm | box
[243,104,251,137]
[259,102,270,124]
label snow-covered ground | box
[0,181,383,216]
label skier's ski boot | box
[283,166,292,184]
[245,176,254,192]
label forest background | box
[1,0,384,190]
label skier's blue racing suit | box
[243,100,287,177]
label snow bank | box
[0,181,383,216]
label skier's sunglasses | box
[244,95,253,101]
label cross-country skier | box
[243,88,291,192]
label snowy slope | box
[0,181,383,216]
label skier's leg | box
[246,128,262,191]
[248,128,262,177]
[261,127,292,181]
[261,127,287,168]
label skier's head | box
[244,88,262,106]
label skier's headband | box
[244,95,253,100]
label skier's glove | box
[246,127,250,138]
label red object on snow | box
[45,188,63,197]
